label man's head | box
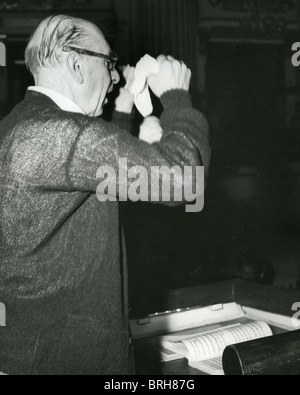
[25,15,120,117]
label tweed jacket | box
[0,89,210,375]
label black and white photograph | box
[0,0,300,378]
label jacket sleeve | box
[110,110,135,135]
[68,90,211,204]
[18,90,210,206]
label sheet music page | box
[182,321,272,363]
[190,358,224,376]
[161,323,241,360]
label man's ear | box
[65,53,84,84]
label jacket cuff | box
[113,109,136,120]
[160,90,192,111]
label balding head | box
[25,15,120,117]
[25,15,107,77]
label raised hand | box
[139,116,163,144]
[147,55,192,98]
[115,65,136,113]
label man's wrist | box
[115,88,135,114]
[160,89,192,110]
[115,103,135,114]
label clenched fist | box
[147,55,192,98]
[139,116,163,144]
[115,65,135,114]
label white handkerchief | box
[130,55,160,117]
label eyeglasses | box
[62,45,118,72]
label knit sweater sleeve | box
[17,90,210,204]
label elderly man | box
[0,15,210,375]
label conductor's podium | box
[130,280,300,375]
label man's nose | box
[111,69,120,85]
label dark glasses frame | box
[62,45,118,71]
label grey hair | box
[25,15,92,76]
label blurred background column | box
[115,0,199,86]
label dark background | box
[0,0,300,317]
